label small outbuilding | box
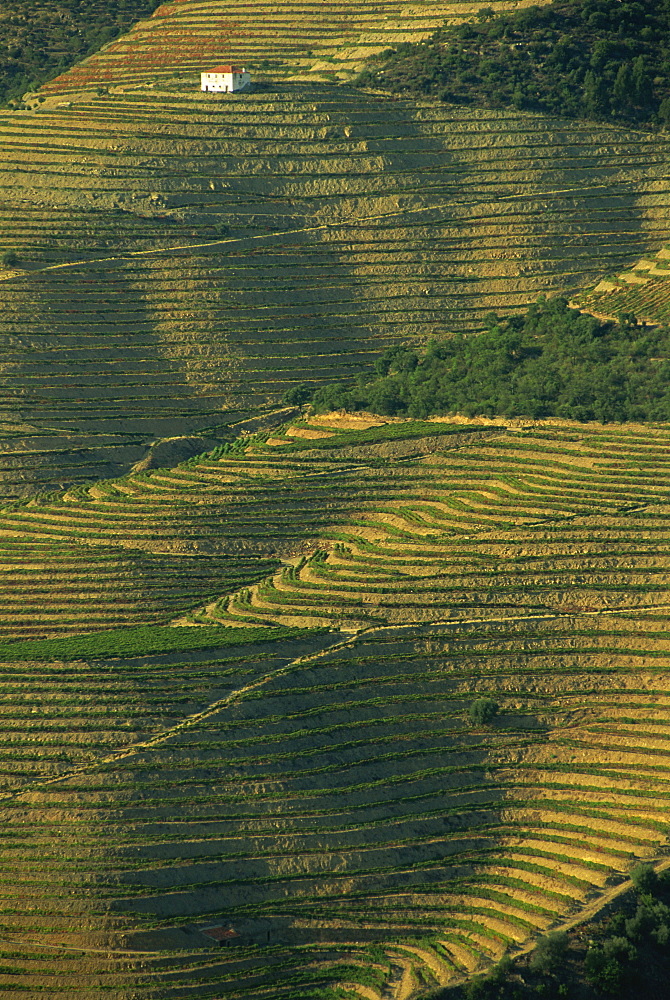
[201,925,241,947]
[201,65,251,93]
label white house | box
[200,65,251,93]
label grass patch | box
[0,623,326,662]
[275,421,494,452]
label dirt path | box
[0,631,351,805]
[394,855,670,1000]
[553,856,670,937]
[4,600,670,808]
[417,856,670,1000]
[0,182,619,283]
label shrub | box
[283,384,313,406]
[468,697,499,727]
[630,862,658,894]
[624,903,653,941]
[462,976,486,999]
[653,922,670,946]
[489,953,512,982]
[1,251,18,267]
[584,936,636,993]
[529,931,568,973]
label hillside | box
[0,0,666,496]
[36,0,543,94]
[2,3,670,998]
[0,84,668,495]
[574,242,670,326]
[0,1,163,106]
[357,0,670,127]
[2,415,670,998]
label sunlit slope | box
[189,414,670,630]
[574,243,670,325]
[0,628,342,998]
[2,613,670,998]
[0,436,403,638]
[0,87,668,494]
[37,0,542,94]
[2,414,670,648]
[0,422,495,639]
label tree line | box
[287,297,670,423]
[356,0,670,128]
[0,0,161,106]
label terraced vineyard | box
[5,412,670,641]
[0,83,668,494]
[1,415,670,997]
[574,243,670,325]
[37,0,540,94]
[3,3,670,997]
[0,420,510,640]
[190,412,670,630]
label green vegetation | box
[309,297,670,422]
[0,81,666,494]
[358,0,670,127]
[3,3,670,998]
[468,697,499,727]
[445,869,670,997]
[0,1,162,106]
[528,931,568,973]
[630,862,659,894]
[0,623,323,661]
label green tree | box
[612,62,634,112]
[529,931,568,973]
[585,936,636,992]
[582,69,606,116]
[468,697,499,726]
[283,384,313,406]
[630,862,658,894]
[632,55,653,104]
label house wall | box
[200,71,251,93]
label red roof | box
[206,65,245,74]
[202,926,240,941]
